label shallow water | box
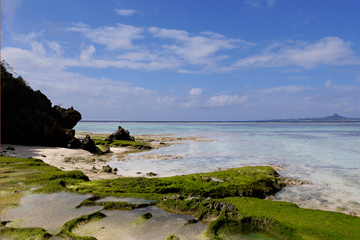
[96,197,154,204]
[1,192,103,234]
[75,122,360,214]
[74,206,207,240]
[2,193,275,239]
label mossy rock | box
[141,212,153,220]
[166,234,180,240]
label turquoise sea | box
[74,122,360,215]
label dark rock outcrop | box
[1,62,82,147]
[68,138,82,149]
[108,126,134,141]
[82,135,97,153]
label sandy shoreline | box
[1,144,127,180]
[1,133,215,181]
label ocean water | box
[75,122,360,214]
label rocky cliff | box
[1,62,81,147]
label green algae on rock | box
[141,212,153,220]
[94,138,152,150]
[59,211,106,240]
[0,225,52,240]
[74,166,286,199]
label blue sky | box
[2,0,360,121]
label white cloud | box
[244,0,261,7]
[17,69,157,111]
[115,9,137,16]
[257,85,312,94]
[325,79,332,88]
[148,27,250,66]
[48,42,63,56]
[189,88,202,95]
[207,94,247,107]
[30,42,46,56]
[234,37,360,68]
[1,47,69,72]
[2,0,22,29]
[14,30,44,43]
[156,96,175,103]
[66,23,144,50]
[244,0,275,8]
[79,45,96,64]
[116,50,159,61]
[267,0,276,7]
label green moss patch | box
[219,197,360,240]
[94,139,151,149]
[0,225,52,240]
[141,212,153,220]
[59,211,106,240]
[75,195,150,211]
[75,166,284,199]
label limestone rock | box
[82,135,97,153]
[108,126,134,141]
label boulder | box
[108,126,134,141]
[82,135,97,153]
[68,138,82,149]
[102,165,113,173]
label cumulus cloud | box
[189,88,202,95]
[66,23,144,50]
[79,45,96,64]
[148,27,251,66]
[1,47,70,72]
[234,37,360,68]
[207,94,247,107]
[16,69,157,113]
[115,9,137,16]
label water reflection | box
[1,193,102,234]
[74,206,207,240]
[96,197,154,204]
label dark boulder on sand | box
[108,126,134,141]
[1,61,82,147]
[82,135,98,153]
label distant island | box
[81,114,360,123]
[255,113,360,123]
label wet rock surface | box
[281,177,312,186]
